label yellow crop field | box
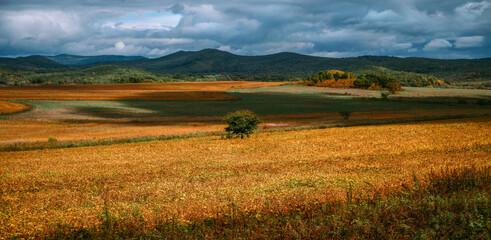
[0,81,283,100]
[0,101,31,114]
[1,117,489,237]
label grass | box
[10,93,415,120]
[1,117,489,238]
[1,83,488,144]
[0,118,226,143]
[7,86,490,120]
[34,166,490,239]
[0,83,489,238]
[0,131,224,152]
[0,114,487,152]
[241,85,491,99]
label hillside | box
[1,49,490,85]
[107,49,336,74]
[47,54,146,65]
[94,49,491,81]
[0,65,247,86]
[0,56,69,71]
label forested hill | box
[71,49,491,80]
[47,54,147,65]
[1,49,490,81]
[0,55,69,71]
[109,50,327,74]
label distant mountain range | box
[47,54,147,65]
[0,49,490,81]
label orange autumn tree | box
[302,70,355,88]
[302,71,403,94]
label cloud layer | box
[0,0,490,58]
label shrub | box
[48,136,58,142]
[381,92,390,100]
[224,110,261,139]
[338,111,351,120]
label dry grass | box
[1,117,489,238]
[0,101,31,115]
[0,81,283,100]
[245,85,491,99]
[1,108,488,144]
[0,119,225,143]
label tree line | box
[301,70,402,93]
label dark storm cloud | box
[0,0,489,58]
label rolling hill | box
[1,49,490,83]
[87,49,491,81]
[0,55,69,71]
[47,54,147,65]
[109,49,337,74]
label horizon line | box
[1,48,490,60]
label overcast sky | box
[0,0,490,58]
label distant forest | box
[0,49,489,89]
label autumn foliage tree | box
[303,70,355,87]
[386,79,402,94]
[302,71,403,93]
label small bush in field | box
[338,111,351,120]
[48,136,58,142]
[224,110,261,139]
[381,92,390,100]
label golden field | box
[0,119,225,143]
[0,81,283,100]
[0,101,31,115]
[1,117,489,237]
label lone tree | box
[224,110,261,139]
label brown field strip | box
[0,81,284,100]
[0,108,488,143]
[0,120,225,143]
[0,101,31,115]
[0,117,489,237]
